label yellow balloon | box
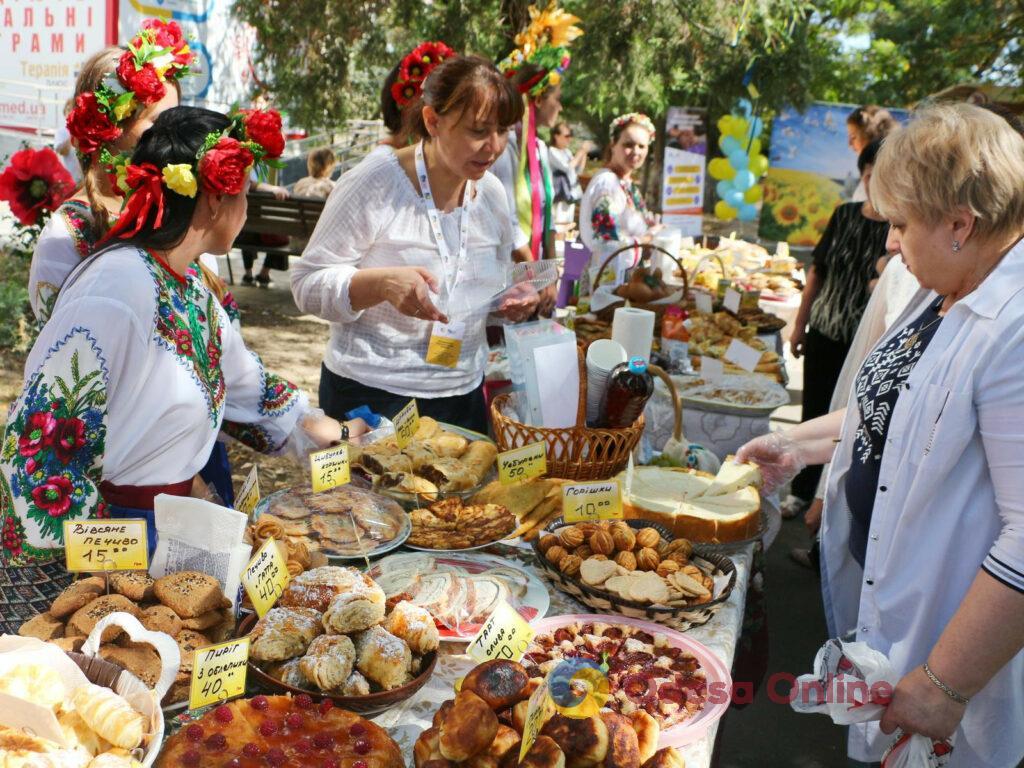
[729,118,749,140]
[744,185,763,203]
[749,138,763,156]
[708,157,736,180]
[717,115,734,135]
[750,153,769,176]
[715,200,738,220]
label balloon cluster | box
[708,98,768,222]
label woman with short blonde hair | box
[738,102,1024,766]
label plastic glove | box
[735,431,808,494]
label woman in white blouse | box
[1,106,362,631]
[292,56,536,433]
[738,104,1024,767]
[580,112,660,257]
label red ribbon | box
[99,163,166,244]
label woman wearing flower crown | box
[380,41,457,149]
[580,112,661,254]
[0,106,364,629]
[293,55,536,433]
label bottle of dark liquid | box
[599,356,655,428]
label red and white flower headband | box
[610,112,657,141]
[67,19,196,157]
[391,41,457,108]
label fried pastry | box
[520,735,566,768]
[299,634,356,691]
[384,600,439,655]
[438,690,498,762]
[249,606,323,661]
[541,712,610,768]
[461,660,529,709]
[280,565,360,612]
[322,573,386,633]
[70,682,145,750]
[353,625,412,691]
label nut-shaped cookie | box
[559,554,582,577]
[538,535,560,555]
[576,523,599,537]
[614,551,637,571]
[636,547,660,571]
[545,545,568,565]
[589,554,608,561]
[611,527,636,553]
[665,538,694,559]
[667,551,690,566]
[635,528,661,549]
[573,545,593,559]
[559,527,585,549]
[589,530,615,556]
[656,560,681,578]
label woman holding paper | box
[0,107,364,631]
[737,104,1024,767]
[292,55,538,433]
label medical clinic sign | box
[0,0,114,132]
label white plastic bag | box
[792,639,953,767]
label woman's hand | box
[378,267,449,323]
[537,284,557,318]
[300,415,370,450]
[497,283,540,322]
[736,432,809,494]
[805,497,824,534]
[790,325,807,358]
[879,665,965,741]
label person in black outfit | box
[785,141,889,517]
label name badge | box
[426,321,466,369]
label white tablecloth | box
[372,542,754,767]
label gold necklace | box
[901,299,944,350]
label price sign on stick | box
[394,399,420,449]
[724,338,763,373]
[562,481,623,523]
[241,537,290,618]
[310,443,350,492]
[519,681,555,761]
[189,637,250,710]
[723,287,742,314]
[694,291,713,314]
[497,442,547,485]
[235,465,261,518]
[467,600,536,663]
[64,520,148,572]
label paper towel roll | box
[611,307,656,361]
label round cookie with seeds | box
[50,576,106,618]
[66,594,140,642]
[139,605,183,637]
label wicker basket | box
[532,518,737,632]
[592,243,691,322]
[490,346,644,480]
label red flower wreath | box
[0,147,74,226]
[66,93,122,157]
[240,109,285,159]
[116,50,166,105]
[393,40,456,107]
[199,137,254,196]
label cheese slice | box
[618,466,714,512]
[690,485,761,514]
[697,456,762,497]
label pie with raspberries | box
[523,620,709,728]
[156,694,403,768]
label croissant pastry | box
[70,683,145,751]
[254,515,286,542]
[286,559,304,577]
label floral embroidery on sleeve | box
[220,421,276,454]
[591,196,621,241]
[60,200,100,259]
[1,328,107,565]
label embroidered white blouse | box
[28,200,96,323]
[821,242,1024,766]
[291,147,515,397]
[579,168,655,252]
[1,246,309,566]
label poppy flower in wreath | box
[391,80,420,108]
[53,417,87,464]
[32,475,74,517]
[18,411,57,458]
[0,148,74,226]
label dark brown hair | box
[380,62,404,136]
[307,147,336,178]
[404,55,523,140]
[847,105,897,143]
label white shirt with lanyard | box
[416,141,471,368]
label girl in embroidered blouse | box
[0,106,364,632]
[579,112,661,253]
[28,23,238,328]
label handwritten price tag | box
[189,637,250,711]
[241,537,290,618]
[519,680,555,761]
[562,480,623,523]
[723,287,742,314]
[724,338,763,373]
[64,520,148,572]
[235,465,261,518]
[467,600,535,663]
[497,442,547,485]
[394,399,420,449]
[310,443,350,493]
[694,291,713,314]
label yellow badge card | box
[241,537,290,618]
[235,465,261,518]
[519,681,555,761]
[562,480,624,523]
[394,399,420,449]
[64,520,148,572]
[426,321,465,369]
[467,599,536,663]
[189,637,250,710]
[497,442,547,485]
[310,443,350,493]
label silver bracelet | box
[923,662,970,706]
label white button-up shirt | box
[821,241,1024,767]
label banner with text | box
[661,106,707,237]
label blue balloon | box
[747,117,764,141]
[725,190,745,209]
[737,98,753,119]
[728,151,749,170]
[720,136,741,155]
[732,170,756,190]
[716,179,734,198]
[738,203,758,221]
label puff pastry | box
[322,575,386,634]
[384,600,439,655]
[353,625,412,691]
[338,670,371,697]
[58,710,112,757]
[70,682,145,751]
[87,749,144,768]
[249,606,323,661]
[299,634,356,691]
[0,663,65,711]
